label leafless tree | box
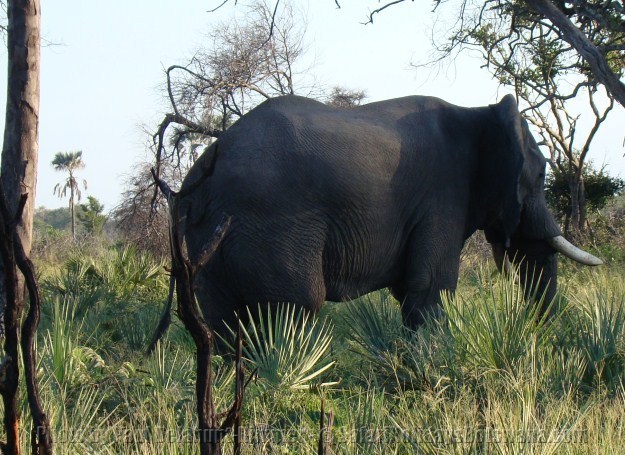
[326,86,367,108]
[526,89,613,235]
[112,161,180,259]
[211,0,624,107]
[154,0,310,173]
[118,1,313,258]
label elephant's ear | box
[490,94,525,241]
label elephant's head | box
[481,95,601,310]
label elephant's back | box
[211,95,405,191]
[182,94,478,228]
[185,94,436,251]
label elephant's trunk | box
[490,232,602,315]
[546,236,603,266]
[491,242,513,275]
[516,244,558,311]
[492,240,556,306]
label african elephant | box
[178,94,601,335]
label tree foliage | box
[441,0,624,106]
[77,196,107,236]
[347,0,625,107]
[34,207,71,232]
[546,163,625,220]
[52,151,86,196]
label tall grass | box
[558,270,625,393]
[40,245,168,355]
[14,236,625,453]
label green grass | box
[3,240,625,453]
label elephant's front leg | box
[393,234,463,328]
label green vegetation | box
[33,196,108,253]
[226,304,336,391]
[77,196,107,236]
[34,206,72,232]
[52,150,87,240]
[1,216,624,453]
[545,164,625,229]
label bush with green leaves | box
[77,196,107,236]
[40,245,168,354]
[545,163,625,222]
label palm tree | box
[52,151,87,239]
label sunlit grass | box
[10,239,625,453]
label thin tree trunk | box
[564,209,571,237]
[70,189,75,240]
[578,174,587,231]
[568,177,580,238]
[0,193,23,454]
[566,168,589,238]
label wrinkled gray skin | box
[179,94,562,335]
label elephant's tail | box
[146,143,221,355]
[145,274,174,355]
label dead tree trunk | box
[0,1,52,454]
[0,0,40,453]
[152,168,250,455]
[0,188,23,455]
[1,0,41,263]
[0,189,53,455]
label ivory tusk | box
[547,236,603,266]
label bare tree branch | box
[364,0,408,25]
[208,0,230,13]
[154,0,307,175]
[525,0,625,108]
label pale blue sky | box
[1,0,623,212]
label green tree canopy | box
[546,163,625,222]
[77,196,106,236]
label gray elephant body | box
[180,94,562,333]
